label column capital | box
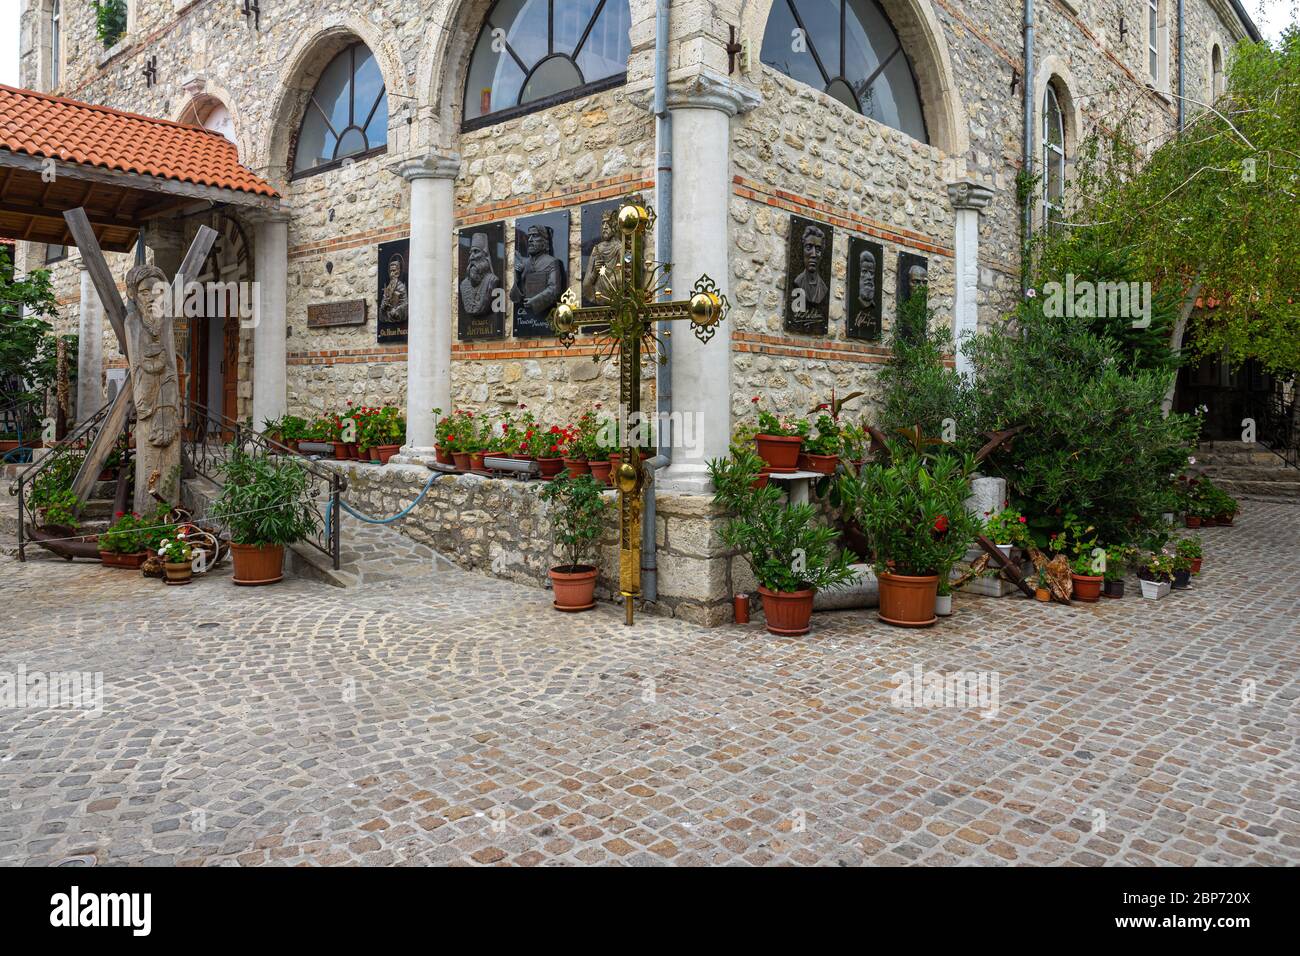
[947,180,995,212]
[667,69,762,116]
[397,152,461,182]
[246,206,292,225]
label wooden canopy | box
[0,84,279,253]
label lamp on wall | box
[242,0,261,31]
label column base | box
[656,462,715,495]
[390,446,440,468]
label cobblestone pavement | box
[1,502,1297,867]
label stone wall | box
[329,462,737,624]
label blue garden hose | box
[324,469,443,542]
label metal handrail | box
[182,400,343,570]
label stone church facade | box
[17,0,1257,476]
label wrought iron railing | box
[181,400,343,570]
[7,398,118,561]
[1248,381,1299,470]
[0,393,44,463]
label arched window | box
[49,0,61,88]
[292,42,388,176]
[463,0,632,129]
[1147,0,1166,87]
[1211,44,1225,99]
[760,0,928,143]
[1042,83,1066,231]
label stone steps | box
[1193,442,1299,498]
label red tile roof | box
[0,84,278,199]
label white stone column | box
[251,210,290,430]
[946,180,994,377]
[75,258,104,422]
[397,152,459,458]
[658,72,761,494]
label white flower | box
[1025,288,1037,298]
[1188,456,1196,465]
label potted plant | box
[799,413,842,475]
[157,534,195,585]
[367,406,405,464]
[98,510,153,568]
[710,454,856,635]
[748,397,809,474]
[1069,550,1104,602]
[935,576,954,616]
[1035,567,1051,602]
[982,507,1028,557]
[432,408,457,466]
[562,411,597,477]
[1102,544,1131,598]
[1177,535,1203,575]
[838,449,978,627]
[1171,549,1193,589]
[536,424,567,478]
[209,446,321,586]
[1137,552,1174,600]
[539,473,607,611]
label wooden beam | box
[63,207,129,353]
[973,534,1038,599]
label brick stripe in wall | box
[733,177,955,259]
[456,175,653,227]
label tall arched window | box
[463,0,632,129]
[292,42,388,177]
[1042,83,1066,231]
[1211,44,1225,99]
[49,0,61,88]
[760,0,928,143]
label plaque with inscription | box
[896,250,929,345]
[846,237,883,341]
[457,221,506,340]
[784,214,832,335]
[307,299,367,329]
[511,210,569,338]
[377,238,409,344]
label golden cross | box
[548,196,728,626]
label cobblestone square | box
[1,503,1296,866]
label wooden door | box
[221,319,239,438]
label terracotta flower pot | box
[163,561,193,585]
[1071,573,1103,602]
[1191,557,1202,574]
[1202,516,1218,527]
[562,458,590,478]
[1184,515,1201,528]
[750,471,770,490]
[452,451,472,471]
[99,550,146,569]
[375,444,400,465]
[537,457,565,478]
[589,460,613,485]
[755,434,803,473]
[798,452,839,476]
[1035,587,1051,602]
[347,443,360,460]
[757,585,815,636]
[357,447,371,461]
[230,542,284,586]
[332,441,348,460]
[470,451,487,471]
[550,565,598,611]
[435,446,454,465]
[877,571,938,628]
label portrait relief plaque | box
[895,251,930,345]
[376,239,410,344]
[579,198,624,331]
[846,237,883,341]
[784,214,833,335]
[512,210,570,337]
[457,221,506,340]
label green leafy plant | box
[1176,536,1202,561]
[803,414,843,457]
[710,453,856,593]
[92,0,128,48]
[209,447,321,547]
[749,397,808,438]
[982,507,1029,547]
[1103,544,1135,582]
[836,445,978,578]
[539,473,607,571]
[157,535,194,564]
[1137,551,1175,582]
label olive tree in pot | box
[709,451,856,635]
[210,446,321,585]
[539,473,607,611]
[837,446,978,627]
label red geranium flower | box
[933,515,949,533]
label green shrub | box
[539,473,607,571]
[709,452,856,593]
[209,447,321,546]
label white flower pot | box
[1139,578,1171,600]
[996,544,1013,560]
[935,594,953,616]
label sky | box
[0,0,1296,89]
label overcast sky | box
[0,0,1296,90]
